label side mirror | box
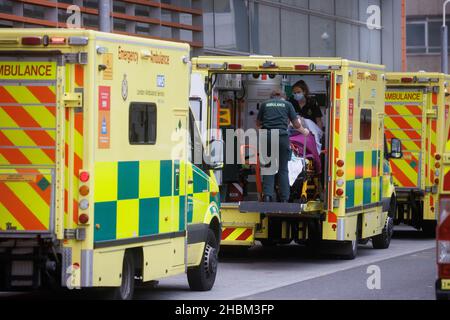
[205,139,224,170]
[390,138,403,159]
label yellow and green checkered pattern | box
[345,150,381,209]
[93,160,216,243]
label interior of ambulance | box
[190,72,333,207]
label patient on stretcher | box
[287,117,322,186]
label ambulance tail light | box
[438,196,450,278]
[21,36,42,45]
[336,159,345,168]
[79,171,90,183]
[79,185,90,196]
[228,64,242,70]
[336,188,344,197]
[78,213,89,224]
[435,154,442,161]
[401,77,414,83]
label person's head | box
[292,80,309,103]
[270,88,286,100]
[292,80,310,96]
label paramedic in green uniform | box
[256,89,310,203]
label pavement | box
[0,226,437,300]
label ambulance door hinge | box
[61,52,88,65]
[63,92,83,108]
[64,228,86,241]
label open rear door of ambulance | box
[0,54,61,238]
[385,88,426,191]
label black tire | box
[321,239,358,260]
[338,239,358,260]
[422,220,437,238]
[372,216,394,249]
[259,239,277,247]
[187,229,218,291]
[436,292,450,300]
[109,251,135,300]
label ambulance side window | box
[360,109,372,140]
[129,102,157,145]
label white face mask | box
[293,93,305,102]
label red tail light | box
[336,159,345,167]
[21,36,42,45]
[336,188,344,196]
[439,264,450,278]
[79,171,90,182]
[78,213,89,224]
[438,196,450,241]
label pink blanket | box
[289,130,322,174]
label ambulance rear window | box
[129,102,157,145]
[360,109,372,140]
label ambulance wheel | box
[338,240,358,260]
[109,251,135,300]
[260,239,277,247]
[321,239,358,260]
[188,229,218,291]
[422,220,437,238]
[372,216,394,249]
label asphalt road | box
[0,226,437,300]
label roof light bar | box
[68,36,88,46]
[21,36,42,45]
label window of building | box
[407,18,450,54]
[0,0,13,14]
[213,0,249,52]
[129,103,157,145]
[360,109,372,140]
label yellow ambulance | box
[0,29,222,299]
[191,56,399,259]
[385,72,449,236]
[435,75,450,300]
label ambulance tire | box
[109,251,135,300]
[188,229,218,291]
[320,239,358,260]
[338,240,358,260]
[260,239,277,247]
[372,216,394,249]
[422,220,437,238]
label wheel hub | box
[204,244,218,276]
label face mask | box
[294,93,305,102]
